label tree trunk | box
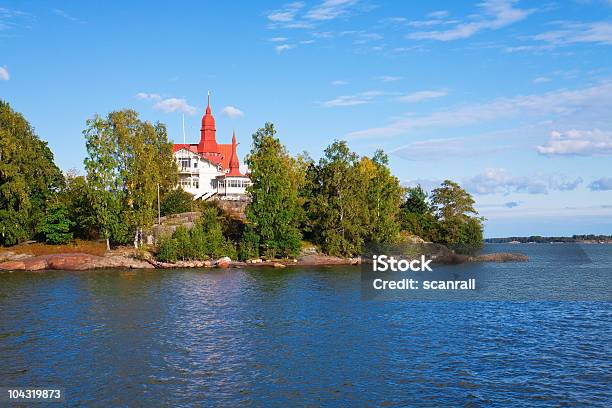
[106,237,110,251]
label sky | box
[1,0,611,237]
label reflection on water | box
[0,244,610,407]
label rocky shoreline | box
[0,250,527,272]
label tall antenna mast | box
[182,113,186,145]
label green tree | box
[238,227,260,261]
[245,123,303,259]
[430,180,483,247]
[39,202,74,244]
[360,150,404,244]
[459,217,484,250]
[399,185,441,242]
[0,101,64,245]
[83,109,178,249]
[160,189,194,216]
[308,141,367,256]
[401,185,429,215]
[157,235,178,262]
[60,171,97,239]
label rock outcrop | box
[0,253,153,271]
[470,252,529,262]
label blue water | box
[0,244,610,406]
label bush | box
[173,226,191,261]
[39,202,74,244]
[157,235,178,262]
[160,189,194,216]
[154,211,238,262]
[238,227,260,261]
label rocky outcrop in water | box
[0,253,154,271]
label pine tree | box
[39,202,74,244]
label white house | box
[172,95,251,200]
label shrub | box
[157,235,178,262]
[39,202,74,244]
[238,227,260,261]
[160,189,194,216]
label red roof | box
[172,144,198,154]
[172,97,243,175]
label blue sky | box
[1,0,611,237]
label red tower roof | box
[198,92,219,154]
[227,131,242,176]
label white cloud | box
[532,21,612,46]
[332,79,348,85]
[589,177,612,191]
[397,90,447,103]
[267,2,305,22]
[0,7,32,31]
[52,9,80,22]
[0,66,9,81]
[533,76,551,84]
[269,37,288,42]
[378,75,402,82]
[153,98,197,115]
[137,93,196,115]
[391,135,510,161]
[407,0,533,41]
[346,81,612,139]
[136,92,162,101]
[428,10,449,19]
[222,106,245,118]
[267,0,364,28]
[537,129,612,156]
[275,44,295,53]
[305,0,359,21]
[321,90,384,107]
[463,168,583,195]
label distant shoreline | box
[486,235,612,244]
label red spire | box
[198,91,219,153]
[228,130,242,176]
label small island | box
[486,235,612,244]
[0,99,524,271]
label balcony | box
[178,166,198,174]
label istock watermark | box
[360,242,611,301]
[372,255,433,272]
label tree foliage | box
[304,141,404,256]
[39,201,74,244]
[360,150,404,244]
[156,207,237,262]
[83,109,178,247]
[430,180,481,246]
[399,181,484,251]
[160,189,194,216]
[245,123,303,259]
[0,101,64,245]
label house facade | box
[172,95,251,200]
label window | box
[179,158,191,170]
[193,179,199,189]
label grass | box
[5,240,108,257]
